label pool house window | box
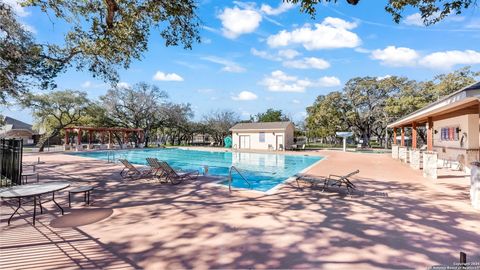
[259,132,265,143]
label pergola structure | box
[63,126,144,150]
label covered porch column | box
[423,117,437,179]
[391,127,399,159]
[410,122,422,170]
[398,126,407,162]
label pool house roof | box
[230,121,293,132]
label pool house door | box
[239,135,250,149]
[276,135,283,150]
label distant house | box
[0,116,39,144]
[230,121,295,151]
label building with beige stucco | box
[388,82,480,208]
[230,122,295,151]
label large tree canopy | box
[254,108,290,122]
[0,3,61,103]
[24,0,200,82]
[101,82,168,146]
[22,90,91,151]
[1,0,200,103]
[286,0,474,25]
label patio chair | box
[297,170,359,194]
[145,157,167,179]
[118,159,152,179]
[322,170,359,194]
[159,161,199,185]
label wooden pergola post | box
[427,117,433,151]
[64,129,69,145]
[88,130,93,145]
[401,127,405,147]
[393,128,397,145]
[77,129,82,145]
[412,122,417,150]
[124,131,129,145]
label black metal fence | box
[0,138,23,187]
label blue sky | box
[2,0,480,124]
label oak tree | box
[285,0,474,25]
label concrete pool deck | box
[1,149,478,269]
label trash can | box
[471,162,480,209]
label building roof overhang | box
[388,83,480,128]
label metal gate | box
[0,138,23,187]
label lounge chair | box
[159,161,199,185]
[323,170,359,193]
[297,170,359,194]
[146,157,167,179]
[118,159,152,179]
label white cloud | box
[81,80,107,89]
[21,23,36,34]
[117,82,131,88]
[250,48,301,61]
[4,0,30,17]
[419,50,480,69]
[218,5,262,39]
[81,81,92,88]
[153,71,184,81]
[202,56,246,73]
[292,99,301,104]
[376,75,392,81]
[260,2,295,16]
[403,12,465,26]
[370,46,419,67]
[354,47,371,54]
[250,48,281,61]
[403,13,424,26]
[260,70,340,92]
[232,91,258,101]
[317,76,342,87]
[267,17,361,50]
[283,57,330,70]
[278,49,300,59]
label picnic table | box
[0,181,70,225]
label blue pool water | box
[70,148,322,192]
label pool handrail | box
[228,166,251,192]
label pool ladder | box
[106,151,116,163]
[228,166,251,193]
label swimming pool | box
[70,148,322,192]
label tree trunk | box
[37,129,60,152]
[362,131,370,147]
